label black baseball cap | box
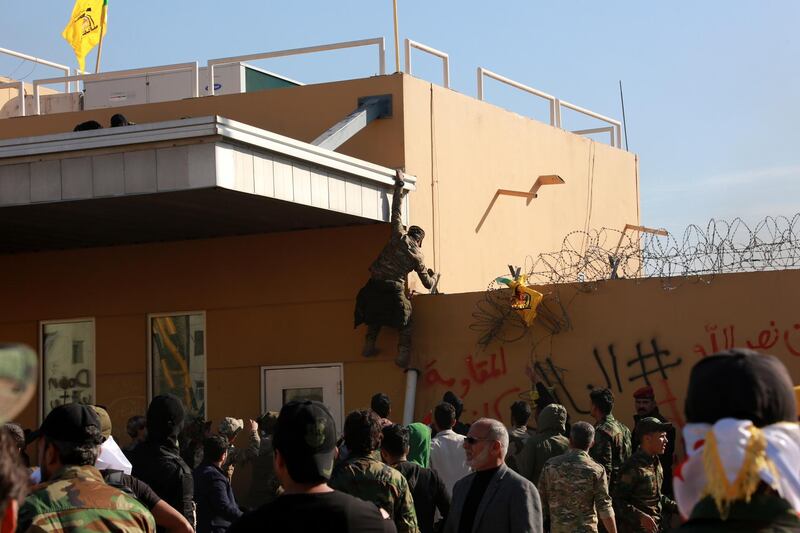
[273,400,337,482]
[638,417,672,435]
[30,403,103,445]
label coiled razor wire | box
[470,214,800,347]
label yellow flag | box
[62,0,108,72]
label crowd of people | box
[1,348,799,532]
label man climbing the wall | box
[355,169,438,368]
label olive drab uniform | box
[18,465,156,533]
[613,448,678,533]
[329,453,420,533]
[519,404,570,486]
[354,179,434,366]
[589,414,632,491]
[221,426,261,481]
[633,409,676,497]
[539,449,615,533]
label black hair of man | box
[370,393,391,419]
[510,401,532,427]
[343,410,382,456]
[46,436,102,466]
[570,421,595,451]
[110,113,132,127]
[442,391,464,419]
[73,120,103,131]
[202,435,228,464]
[126,416,146,439]
[590,388,614,416]
[0,430,28,515]
[434,402,456,430]
[381,424,409,458]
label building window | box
[150,313,205,419]
[72,340,84,364]
[41,319,95,418]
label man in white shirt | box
[430,402,471,497]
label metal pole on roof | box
[392,0,401,73]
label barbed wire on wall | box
[526,213,800,287]
[470,214,800,348]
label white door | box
[261,364,344,434]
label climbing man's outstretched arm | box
[391,169,406,238]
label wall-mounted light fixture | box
[475,174,565,233]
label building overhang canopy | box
[0,116,413,253]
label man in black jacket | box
[381,424,449,533]
[131,394,195,531]
[194,436,243,533]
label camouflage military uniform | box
[589,413,632,491]
[613,448,678,533]
[539,449,614,533]
[18,465,156,533]
[329,453,419,533]
[221,425,261,481]
[354,180,434,365]
[355,182,433,329]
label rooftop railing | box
[477,66,622,148]
[404,39,450,88]
[0,80,25,117]
[207,37,386,96]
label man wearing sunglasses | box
[443,418,543,533]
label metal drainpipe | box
[402,368,420,425]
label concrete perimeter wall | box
[413,269,800,454]
[402,76,639,293]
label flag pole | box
[392,0,400,73]
[94,1,107,73]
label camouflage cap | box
[218,417,244,437]
[273,400,337,482]
[91,405,113,440]
[638,416,672,435]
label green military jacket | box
[589,413,632,490]
[18,465,156,533]
[329,453,419,533]
[613,448,677,533]
[539,448,614,533]
[519,404,570,486]
[676,490,800,532]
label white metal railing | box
[0,80,25,117]
[207,38,386,96]
[404,39,450,88]
[477,67,622,148]
[557,100,622,148]
[0,47,74,93]
[571,126,614,145]
[477,67,558,126]
[31,62,199,115]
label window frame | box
[146,310,207,417]
[39,317,96,423]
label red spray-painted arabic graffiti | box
[693,321,800,357]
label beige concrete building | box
[0,44,639,461]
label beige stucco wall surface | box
[0,224,409,444]
[401,75,639,293]
[412,269,800,451]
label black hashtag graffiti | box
[626,339,682,386]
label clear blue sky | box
[2,1,799,236]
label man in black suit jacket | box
[194,436,243,533]
[444,418,543,533]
